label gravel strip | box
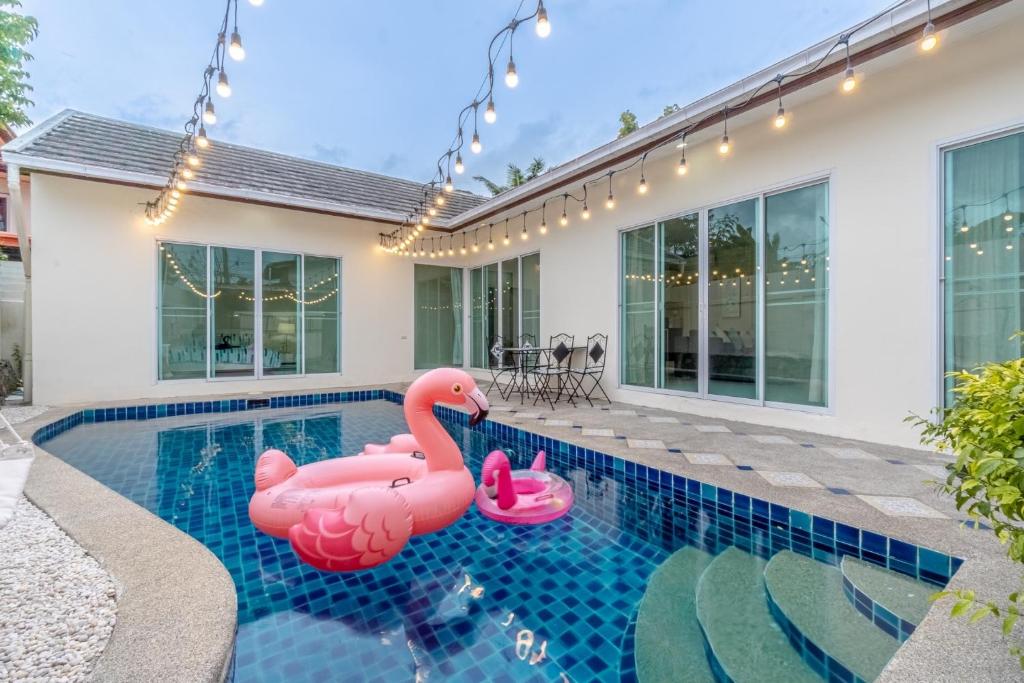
[0,497,116,681]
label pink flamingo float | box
[475,450,575,525]
[248,368,486,572]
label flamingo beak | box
[465,387,489,426]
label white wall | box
[455,8,1024,448]
[29,176,420,405]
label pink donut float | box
[474,450,574,525]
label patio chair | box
[568,333,611,407]
[529,333,575,410]
[486,336,516,400]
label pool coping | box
[23,385,1023,682]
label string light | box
[638,153,648,194]
[560,194,569,226]
[203,100,217,125]
[840,38,857,93]
[196,126,210,149]
[719,108,731,155]
[488,224,495,250]
[217,69,232,97]
[444,176,454,193]
[460,233,468,255]
[521,212,529,240]
[539,201,548,233]
[484,97,497,124]
[605,173,615,209]
[454,153,464,174]
[229,32,245,61]
[503,219,511,245]
[471,131,482,154]
[535,0,550,37]
[473,228,481,252]
[920,1,938,51]
[773,77,787,129]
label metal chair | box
[486,335,516,400]
[529,333,574,410]
[567,333,611,406]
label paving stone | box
[581,428,615,437]
[749,434,796,445]
[694,425,731,433]
[543,419,573,427]
[610,409,638,416]
[647,416,680,424]
[856,496,947,519]
[626,439,666,450]
[823,447,880,461]
[756,471,823,488]
[914,464,950,479]
[684,453,732,466]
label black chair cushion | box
[589,341,605,363]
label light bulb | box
[454,154,464,174]
[472,243,480,253]
[606,194,615,210]
[196,126,210,149]
[521,228,528,240]
[471,133,482,154]
[841,68,856,93]
[229,31,245,61]
[176,180,188,191]
[581,205,590,220]
[484,98,497,124]
[638,177,648,194]
[460,246,467,255]
[171,189,181,199]
[536,1,550,37]
[505,58,519,88]
[719,135,730,155]
[444,176,454,193]
[448,247,455,256]
[920,22,938,52]
[960,223,969,233]
[977,249,984,255]
[416,223,424,232]
[203,100,217,125]
[428,207,437,216]
[436,194,445,206]
[1007,244,1014,250]
[187,153,201,168]
[503,235,510,246]
[677,155,688,175]
[182,167,194,179]
[487,240,495,251]
[1005,211,1014,222]
[539,221,547,234]
[1008,225,1015,233]
[774,107,787,129]
[559,212,568,227]
[969,243,977,249]
[217,70,232,98]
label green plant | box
[0,1,38,128]
[907,335,1024,666]
[473,157,546,196]
[617,110,639,138]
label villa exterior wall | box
[28,175,422,405]
[459,12,1024,448]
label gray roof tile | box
[5,110,484,222]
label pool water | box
[40,399,948,682]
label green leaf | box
[1004,612,1019,636]
[951,599,973,617]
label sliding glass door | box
[942,130,1023,405]
[619,181,829,409]
[414,264,464,369]
[469,255,538,367]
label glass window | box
[521,253,541,345]
[621,225,656,387]
[158,242,208,380]
[944,131,1023,403]
[501,258,520,345]
[708,199,759,399]
[414,264,463,369]
[262,251,302,376]
[661,214,700,392]
[303,255,340,374]
[765,183,829,406]
[210,247,256,378]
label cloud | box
[114,94,181,131]
[311,143,350,165]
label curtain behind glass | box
[521,253,541,344]
[764,183,829,406]
[708,200,759,399]
[501,259,520,345]
[262,251,302,375]
[414,264,462,369]
[159,242,208,380]
[470,267,484,368]
[661,215,699,392]
[303,255,340,374]
[211,247,256,378]
[944,132,1024,403]
[621,225,656,387]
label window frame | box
[617,174,833,414]
[154,238,342,383]
[468,250,540,368]
[935,120,1024,409]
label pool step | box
[764,550,900,682]
[634,546,715,682]
[695,547,819,683]
[840,556,934,642]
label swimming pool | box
[37,394,958,682]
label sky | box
[19,0,895,195]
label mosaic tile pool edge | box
[32,388,964,589]
[841,575,916,643]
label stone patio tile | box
[913,464,950,479]
[749,434,796,445]
[488,405,514,412]
[856,495,947,519]
[610,409,638,416]
[684,452,732,466]
[581,428,615,437]
[647,416,679,424]
[822,447,880,461]
[694,425,731,433]
[626,439,665,450]
[543,419,573,427]
[756,471,823,488]
[513,412,541,420]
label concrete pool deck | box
[15,383,1023,681]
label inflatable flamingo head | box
[412,368,490,426]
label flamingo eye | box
[452,383,463,395]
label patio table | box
[503,345,586,405]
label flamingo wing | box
[360,434,421,455]
[288,487,413,572]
